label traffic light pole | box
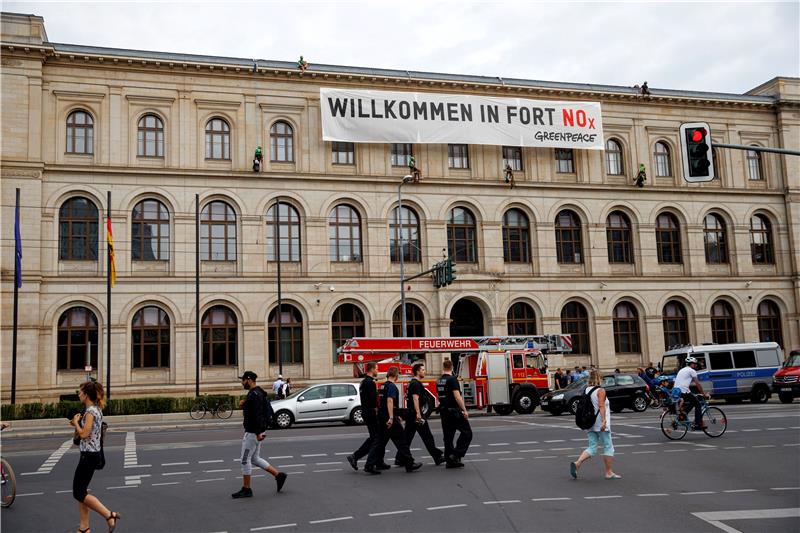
[712,143,800,156]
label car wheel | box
[568,397,581,415]
[494,404,514,416]
[750,385,770,404]
[632,394,648,412]
[274,410,294,429]
[778,393,794,404]
[513,390,537,415]
[349,406,364,425]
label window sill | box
[558,263,585,275]
[201,261,237,275]
[657,263,685,275]
[59,260,100,274]
[132,260,169,273]
[609,263,635,275]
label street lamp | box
[398,174,414,338]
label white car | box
[271,382,364,429]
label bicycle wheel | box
[702,407,727,438]
[190,400,207,420]
[215,402,233,419]
[1,458,17,508]
[660,410,688,440]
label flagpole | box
[106,191,111,398]
[11,188,20,405]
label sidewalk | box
[2,411,244,439]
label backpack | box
[575,386,600,430]
[254,387,274,432]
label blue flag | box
[14,200,21,288]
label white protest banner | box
[320,88,604,150]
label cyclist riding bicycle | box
[674,356,710,430]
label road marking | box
[427,504,467,510]
[487,451,512,455]
[691,443,716,448]
[484,500,521,505]
[741,429,759,432]
[124,432,139,469]
[535,456,558,459]
[532,497,571,502]
[124,473,150,486]
[107,485,137,490]
[489,443,510,446]
[585,495,622,499]
[369,510,412,516]
[681,491,716,495]
[664,449,687,453]
[308,516,353,525]
[519,449,543,453]
[637,493,669,497]
[203,469,231,473]
[723,489,756,493]
[27,438,72,475]
[515,441,539,444]
[162,462,189,466]
[277,464,306,468]
[313,468,343,473]
[152,482,180,486]
[544,439,565,443]
[269,456,293,459]
[771,487,800,491]
[334,452,352,456]
[752,445,775,448]
[463,459,489,462]
[162,471,191,476]
[640,442,662,446]
[784,443,800,447]
[196,478,225,483]
[16,492,44,497]
[56,490,72,494]
[615,444,635,448]
[316,462,342,466]
[692,508,800,533]
[251,523,298,531]
[766,427,785,431]
[723,446,746,450]
[199,459,224,464]
[499,457,524,461]
[633,451,657,454]
[301,454,327,457]
[551,447,574,451]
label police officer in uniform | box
[363,366,422,475]
[437,358,472,468]
[396,362,444,466]
[347,362,389,471]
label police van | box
[660,342,783,403]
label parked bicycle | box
[189,396,233,420]
[659,393,727,440]
[1,424,16,508]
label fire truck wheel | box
[349,407,364,425]
[513,390,537,415]
[274,410,294,429]
[494,404,514,416]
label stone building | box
[1,12,798,402]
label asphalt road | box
[2,402,799,533]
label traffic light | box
[432,261,443,288]
[445,257,457,285]
[679,122,715,182]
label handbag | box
[95,422,108,470]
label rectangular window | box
[708,351,733,370]
[391,143,413,166]
[332,142,354,165]
[555,149,574,173]
[448,144,469,169]
[732,350,756,369]
[502,146,523,171]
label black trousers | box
[397,418,443,462]
[365,417,413,469]
[681,393,703,426]
[352,409,379,461]
[73,451,100,502]
[441,410,472,460]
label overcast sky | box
[5,0,799,94]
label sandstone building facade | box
[2,13,798,401]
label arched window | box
[331,304,365,361]
[757,299,783,346]
[205,118,230,160]
[750,214,774,265]
[132,306,170,368]
[268,304,304,364]
[266,203,301,262]
[747,147,763,181]
[703,213,728,264]
[59,197,99,260]
[447,207,477,263]
[555,210,583,264]
[710,300,736,344]
[613,302,640,354]
[605,139,623,175]
[393,303,425,337]
[502,209,530,263]
[270,121,294,162]
[329,204,362,262]
[606,211,633,264]
[66,110,94,154]
[200,201,236,261]
[57,306,99,370]
[390,206,421,263]
[137,114,164,157]
[202,305,237,366]
[132,199,169,261]
[656,212,682,264]
[560,302,590,355]
[654,142,671,177]
[663,301,689,349]
[507,302,537,335]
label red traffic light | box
[691,129,706,142]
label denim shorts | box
[584,430,614,457]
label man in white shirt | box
[674,356,709,429]
[272,375,284,399]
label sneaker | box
[434,455,446,466]
[275,472,287,492]
[376,463,392,471]
[405,462,423,472]
[363,466,381,475]
[445,460,464,469]
[346,455,358,471]
[569,462,578,479]
[231,487,253,499]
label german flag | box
[106,216,116,287]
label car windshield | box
[786,353,800,368]
[562,377,588,391]
[661,354,682,375]
[282,388,305,400]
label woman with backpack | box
[570,370,621,480]
[69,380,121,533]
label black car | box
[540,373,650,416]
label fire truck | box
[337,335,572,416]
